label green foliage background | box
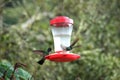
[0,0,120,80]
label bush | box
[0,60,33,80]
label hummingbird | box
[61,38,81,51]
[33,48,52,65]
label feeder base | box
[45,51,80,62]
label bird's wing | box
[32,50,44,55]
[70,38,79,47]
[72,45,81,48]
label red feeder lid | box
[50,16,73,27]
[45,51,80,62]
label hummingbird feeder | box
[45,16,80,62]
